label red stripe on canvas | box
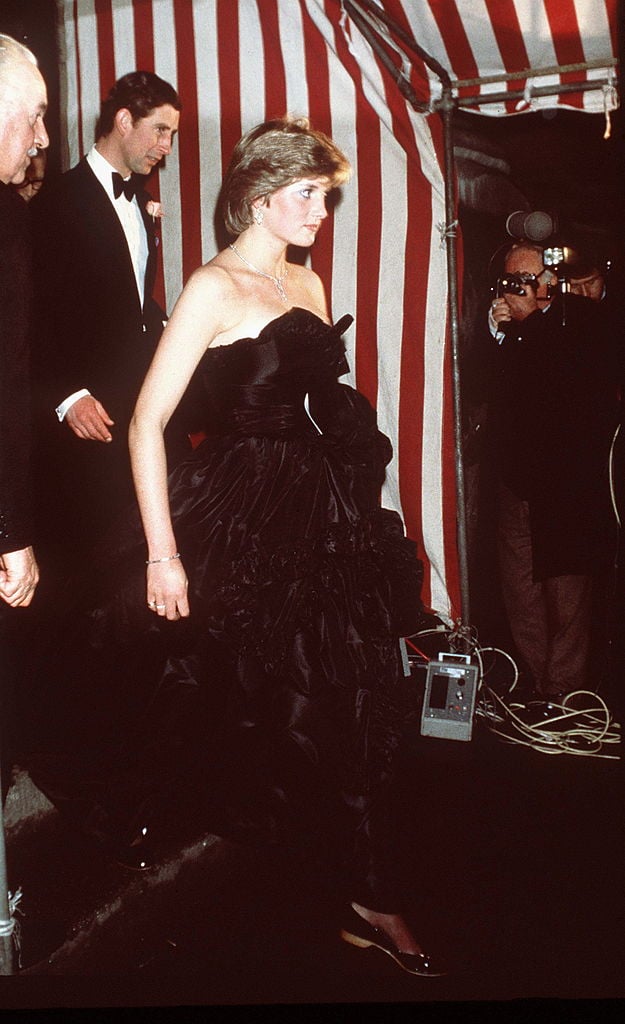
[428,0,481,102]
[95,0,116,114]
[173,1,202,284]
[543,0,586,107]
[397,166,429,601]
[301,3,335,300]
[484,0,532,113]
[260,0,288,120]
[133,0,156,71]
[217,0,242,179]
[326,5,381,409]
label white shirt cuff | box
[56,388,91,422]
[488,308,506,344]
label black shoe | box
[85,823,154,872]
[109,826,155,871]
[340,905,447,977]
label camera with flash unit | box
[492,210,560,297]
[542,246,565,267]
[496,271,539,297]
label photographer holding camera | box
[487,242,619,702]
[490,244,556,337]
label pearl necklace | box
[229,243,289,303]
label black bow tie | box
[111,171,136,201]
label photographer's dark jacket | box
[491,292,619,580]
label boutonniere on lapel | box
[146,199,163,221]
[145,200,164,245]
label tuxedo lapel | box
[72,160,161,315]
[136,181,159,305]
[73,159,134,257]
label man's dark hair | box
[96,71,181,138]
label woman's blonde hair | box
[220,116,351,236]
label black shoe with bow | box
[112,825,154,871]
[340,905,447,977]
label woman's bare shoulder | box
[286,262,329,318]
[185,258,238,298]
[173,259,243,334]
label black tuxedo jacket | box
[0,183,34,556]
[29,158,182,568]
[31,157,165,427]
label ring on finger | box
[156,604,166,610]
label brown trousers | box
[496,485,592,696]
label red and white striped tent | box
[56,0,619,623]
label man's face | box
[0,60,49,185]
[569,271,604,302]
[118,103,180,177]
[503,248,555,321]
[14,149,46,202]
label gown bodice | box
[196,308,354,439]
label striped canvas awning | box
[345,0,619,117]
[56,0,620,623]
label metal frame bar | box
[453,57,618,88]
[448,78,616,109]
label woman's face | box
[256,176,330,247]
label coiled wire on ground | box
[404,622,620,760]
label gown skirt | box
[27,308,424,911]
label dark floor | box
[1,686,623,1016]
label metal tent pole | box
[438,88,471,625]
[0,769,16,974]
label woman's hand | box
[146,559,190,620]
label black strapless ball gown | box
[27,309,424,890]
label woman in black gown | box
[29,117,443,976]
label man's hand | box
[65,395,114,441]
[492,288,540,324]
[491,296,513,326]
[0,546,39,607]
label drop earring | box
[253,207,264,225]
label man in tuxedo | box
[31,71,185,579]
[1,34,48,797]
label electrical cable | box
[405,625,621,760]
[476,686,621,759]
[608,422,621,528]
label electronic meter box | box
[420,652,479,742]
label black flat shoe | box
[77,822,153,871]
[111,826,155,871]
[114,842,153,871]
[340,905,447,977]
